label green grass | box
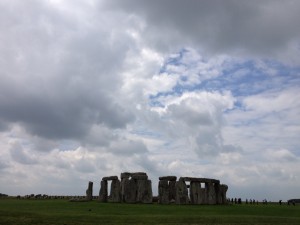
[0,199,299,225]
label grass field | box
[0,198,299,225]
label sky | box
[0,0,300,201]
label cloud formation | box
[104,0,300,62]
[0,0,299,200]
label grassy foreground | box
[0,199,299,225]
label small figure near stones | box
[238,198,242,204]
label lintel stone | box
[102,176,119,181]
[159,176,177,181]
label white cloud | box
[224,87,300,153]
[264,148,299,162]
[0,0,299,201]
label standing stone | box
[123,179,137,203]
[206,182,216,205]
[86,181,93,201]
[169,180,176,201]
[220,184,228,204]
[214,182,221,204]
[175,178,189,204]
[110,179,121,203]
[99,180,108,202]
[120,178,127,202]
[158,180,169,204]
[190,181,201,204]
[199,186,207,204]
[137,179,153,203]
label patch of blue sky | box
[210,60,272,96]
[151,51,300,109]
[130,120,163,138]
[131,129,162,139]
[158,48,194,74]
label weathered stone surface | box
[180,177,220,183]
[131,175,148,180]
[121,172,131,179]
[190,181,201,204]
[199,188,207,204]
[159,176,177,181]
[175,179,189,204]
[102,176,118,181]
[86,181,93,201]
[121,172,147,180]
[110,179,121,203]
[220,184,228,204]
[214,182,221,204]
[131,172,147,176]
[99,180,108,202]
[120,172,153,203]
[158,180,169,204]
[120,178,127,202]
[123,179,137,203]
[206,182,216,205]
[137,179,152,203]
[169,180,176,201]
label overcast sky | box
[0,0,300,201]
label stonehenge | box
[95,172,228,205]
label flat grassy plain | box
[0,198,299,225]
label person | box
[279,200,282,205]
[238,198,242,204]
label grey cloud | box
[110,139,148,156]
[0,1,135,141]
[10,142,37,165]
[222,144,243,153]
[135,154,159,175]
[74,159,96,173]
[150,92,235,157]
[0,160,9,170]
[104,0,300,58]
[168,104,214,127]
[0,120,8,132]
[194,130,223,156]
[83,125,118,148]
